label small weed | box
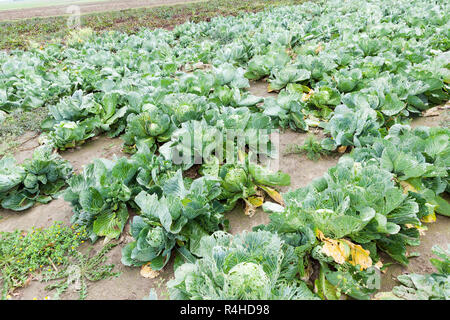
[40,242,121,300]
[284,134,330,161]
[439,110,449,128]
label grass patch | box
[0,0,307,50]
[0,222,87,299]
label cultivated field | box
[0,0,449,301]
[0,0,203,20]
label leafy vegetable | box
[168,230,319,300]
[257,155,435,299]
[200,154,290,215]
[0,144,72,211]
[64,157,137,241]
[122,104,176,154]
[350,124,449,217]
[121,170,226,269]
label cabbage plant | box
[0,145,73,211]
[168,230,319,300]
[122,104,176,154]
[121,170,226,270]
[200,153,290,215]
[64,157,138,241]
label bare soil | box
[410,104,449,129]
[0,0,204,21]
[1,81,448,300]
[60,135,126,172]
[9,131,41,163]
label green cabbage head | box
[222,167,248,193]
[146,226,165,248]
[225,262,270,299]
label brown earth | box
[0,0,205,21]
[60,135,126,172]
[0,82,448,300]
[9,131,41,163]
[410,104,449,128]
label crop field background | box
[0,0,206,19]
[0,0,110,11]
[0,0,449,301]
[0,0,302,49]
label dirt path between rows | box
[0,0,204,21]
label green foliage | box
[132,143,180,193]
[262,90,308,131]
[0,0,449,301]
[200,154,290,212]
[0,144,73,211]
[320,103,381,151]
[245,48,290,80]
[42,119,99,151]
[167,230,319,300]
[268,65,311,92]
[257,153,441,299]
[350,124,449,217]
[2,0,447,150]
[122,104,176,154]
[264,157,422,265]
[318,263,380,300]
[121,170,226,269]
[284,134,330,161]
[0,222,87,300]
[64,157,138,242]
[0,0,307,51]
